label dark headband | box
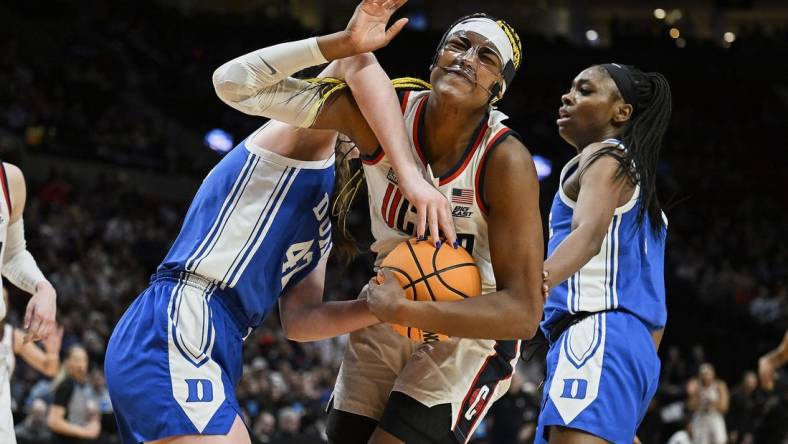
[600,63,637,111]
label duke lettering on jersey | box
[185,379,214,403]
[281,193,331,287]
[560,378,588,400]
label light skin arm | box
[542,147,630,291]
[47,405,100,439]
[4,163,57,343]
[716,381,730,413]
[279,257,379,342]
[13,325,62,377]
[759,329,788,390]
[311,1,456,245]
[335,54,456,246]
[368,138,545,339]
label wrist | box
[36,280,53,290]
[391,299,412,325]
[316,32,357,61]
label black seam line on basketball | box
[401,262,477,293]
[432,248,473,299]
[405,240,437,302]
[383,265,417,292]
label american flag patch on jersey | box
[451,188,474,205]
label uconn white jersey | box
[0,325,13,378]
[362,89,518,295]
[157,126,335,329]
[0,164,11,322]
[542,140,668,333]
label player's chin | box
[557,125,579,147]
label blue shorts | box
[535,311,660,443]
[105,273,245,443]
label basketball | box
[378,238,481,342]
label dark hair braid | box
[588,65,672,233]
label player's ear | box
[612,102,633,124]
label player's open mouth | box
[557,107,571,125]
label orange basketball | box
[378,238,481,343]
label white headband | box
[446,18,514,75]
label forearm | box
[282,299,379,342]
[47,416,90,439]
[2,220,48,294]
[42,353,60,377]
[393,290,541,340]
[544,226,602,290]
[344,57,422,181]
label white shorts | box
[331,287,521,442]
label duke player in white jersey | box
[104,2,458,443]
[326,15,545,444]
[0,162,58,444]
[536,64,672,443]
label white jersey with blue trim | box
[542,139,667,334]
[157,125,335,329]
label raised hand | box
[345,0,409,54]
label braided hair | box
[586,65,672,233]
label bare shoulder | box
[578,141,622,164]
[2,162,27,220]
[2,162,25,188]
[486,135,536,178]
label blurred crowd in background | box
[1,0,786,443]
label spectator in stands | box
[14,398,50,444]
[687,363,729,444]
[727,371,761,444]
[47,345,100,443]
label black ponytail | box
[589,65,672,234]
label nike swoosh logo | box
[261,58,277,75]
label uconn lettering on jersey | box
[379,170,476,253]
[281,192,332,287]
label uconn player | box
[329,15,545,444]
[0,162,58,444]
[536,64,672,443]
[104,2,456,443]
[0,289,61,444]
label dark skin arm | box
[368,138,545,339]
[542,143,632,290]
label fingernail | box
[453,240,459,249]
[435,241,441,249]
[418,235,427,242]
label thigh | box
[325,406,379,444]
[375,391,456,444]
[331,309,415,420]
[536,312,660,444]
[548,426,611,444]
[393,338,520,443]
[147,415,250,444]
[107,281,244,443]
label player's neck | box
[422,96,487,167]
[576,128,622,154]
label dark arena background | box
[1,0,786,443]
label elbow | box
[212,65,243,105]
[515,315,540,340]
[505,291,542,340]
[280,318,308,342]
[46,412,58,431]
[584,233,607,259]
